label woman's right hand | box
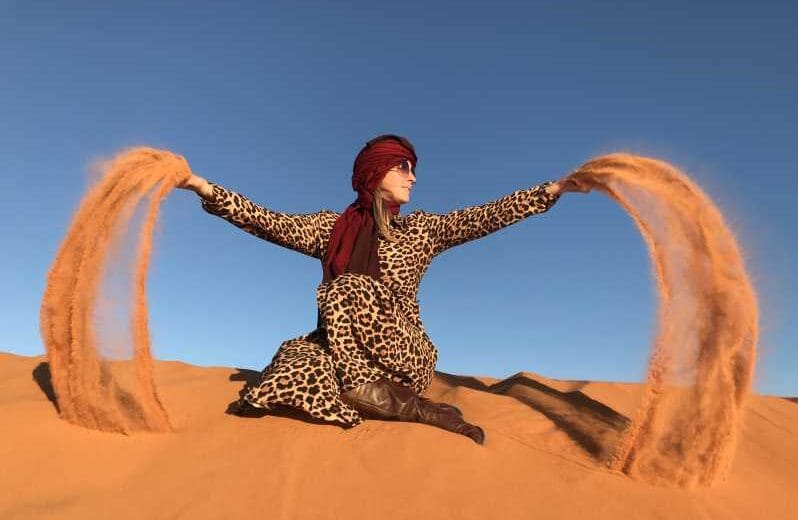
[545,177,592,196]
[178,173,214,200]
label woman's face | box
[377,159,416,205]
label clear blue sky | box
[2,1,796,396]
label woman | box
[178,135,587,445]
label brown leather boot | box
[341,378,485,445]
[420,397,463,418]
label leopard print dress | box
[201,181,561,427]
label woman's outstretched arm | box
[420,178,586,257]
[179,174,337,259]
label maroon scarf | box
[322,136,417,284]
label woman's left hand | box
[545,177,591,196]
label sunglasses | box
[394,158,416,177]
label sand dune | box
[1,351,796,520]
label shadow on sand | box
[32,362,60,413]
[436,371,630,461]
[33,360,631,455]
[227,366,631,459]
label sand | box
[1,352,796,520]
[39,148,189,433]
[566,154,759,487]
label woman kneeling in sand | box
[178,135,585,444]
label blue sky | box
[2,1,796,396]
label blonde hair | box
[372,190,399,243]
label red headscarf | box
[322,135,417,284]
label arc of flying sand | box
[40,148,190,434]
[565,154,758,488]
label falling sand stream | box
[40,148,190,434]
[567,154,758,487]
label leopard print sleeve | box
[420,181,561,257]
[200,182,339,259]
